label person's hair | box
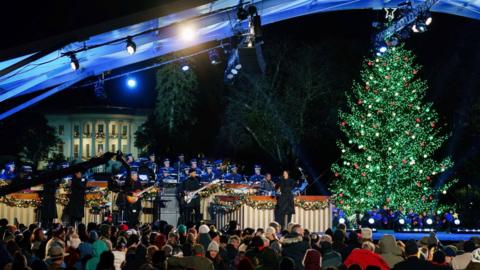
[280,257,295,270]
[31,228,46,242]
[464,240,476,253]
[348,264,362,270]
[12,251,28,270]
[228,235,241,245]
[96,250,115,270]
[291,224,302,234]
[77,223,89,242]
[432,250,446,264]
[362,241,375,252]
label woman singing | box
[275,170,297,229]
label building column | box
[70,123,74,161]
[91,120,96,158]
[79,121,83,160]
[128,120,132,155]
[118,121,122,154]
[105,120,110,153]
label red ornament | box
[402,159,407,164]
[429,196,433,201]
[340,200,344,204]
[383,62,387,66]
[413,70,418,75]
[341,121,347,127]
[361,172,366,177]
[431,122,436,128]
[368,61,373,66]
[365,85,370,90]
[357,99,363,105]
[421,195,426,201]
[416,182,421,187]
[416,118,421,123]
[339,193,344,197]
[335,172,339,177]
[408,104,413,108]
[354,163,359,169]
[373,90,378,94]
[404,57,409,61]
[385,75,391,80]
[426,176,431,181]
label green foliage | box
[330,45,456,215]
[0,112,60,168]
[153,56,198,133]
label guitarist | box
[179,168,202,225]
[124,167,143,226]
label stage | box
[372,230,480,242]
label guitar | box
[184,180,220,204]
[126,183,159,204]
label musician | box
[179,166,190,182]
[161,158,175,174]
[17,165,33,180]
[249,165,264,182]
[223,165,243,183]
[40,163,59,228]
[190,159,204,176]
[147,153,158,174]
[65,170,86,226]
[201,164,216,182]
[125,167,143,226]
[179,168,202,225]
[275,170,297,229]
[0,161,16,181]
[174,154,186,171]
[259,173,275,194]
[213,160,223,178]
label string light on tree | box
[330,44,456,215]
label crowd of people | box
[0,217,480,270]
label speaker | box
[238,45,266,75]
[153,195,180,227]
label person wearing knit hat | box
[198,224,212,252]
[118,224,128,232]
[320,234,333,244]
[177,224,187,235]
[139,224,152,236]
[361,228,373,241]
[168,244,214,270]
[444,245,457,264]
[208,241,220,253]
[265,226,281,256]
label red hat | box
[119,224,129,232]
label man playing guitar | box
[124,166,143,226]
[179,168,202,225]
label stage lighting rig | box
[208,49,221,65]
[94,75,106,99]
[126,37,136,55]
[69,54,80,71]
[373,0,438,50]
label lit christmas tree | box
[330,45,455,215]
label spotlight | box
[231,69,238,75]
[226,74,234,80]
[235,64,242,70]
[426,218,433,225]
[425,16,432,26]
[368,218,375,225]
[179,25,197,42]
[208,49,221,65]
[126,37,136,55]
[454,219,460,225]
[182,65,190,72]
[379,46,387,53]
[70,54,79,70]
[126,77,137,88]
[442,190,447,195]
[339,218,346,224]
[412,23,427,33]
[399,218,405,225]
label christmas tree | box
[330,45,455,216]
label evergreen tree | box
[331,45,455,215]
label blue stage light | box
[399,218,405,225]
[127,78,137,88]
[454,219,460,225]
[339,218,346,224]
[368,218,375,225]
[379,46,387,53]
[426,218,433,225]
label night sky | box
[2,3,480,190]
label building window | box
[98,124,104,133]
[58,125,64,135]
[73,125,80,138]
[85,124,91,136]
[122,144,127,154]
[98,144,104,154]
[96,124,105,138]
[122,125,128,137]
[111,144,116,152]
[58,142,64,153]
[74,144,79,158]
[86,144,90,158]
[111,125,116,135]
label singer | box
[275,170,297,229]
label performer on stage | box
[65,170,86,226]
[275,170,297,229]
[0,161,16,181]
[124,167,143,226]
[174,154,186,171]
[147,153,157,174]
[40,163,59,228]
[179,168,202,225]
[249,164,264,182]
[201,164,216,182]
[259,173,275,194]
[223,165,243,183]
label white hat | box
[199,224,210,234]
[472,248,480,263]
[238,243,248,253]
[208,241,219,252]
[266,226,276,235]
[361,228,373,240]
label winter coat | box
[281,232,309,270]
[168,255,214,270]
[223,244,238,270]
[392,256,434,270]
[199,233,212,252]
[344,249,390,270]
[66,176,86,219]
[85,239,109,270]
[269,239,282,256]
[452,253,474,270]
[466,262,480,270]
[378,234,404,268]
[302,249,321,270]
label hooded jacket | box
[378,234,404,268]
[281,232,309,270]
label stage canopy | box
[0,0,479,119]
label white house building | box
[45,106,148,161]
